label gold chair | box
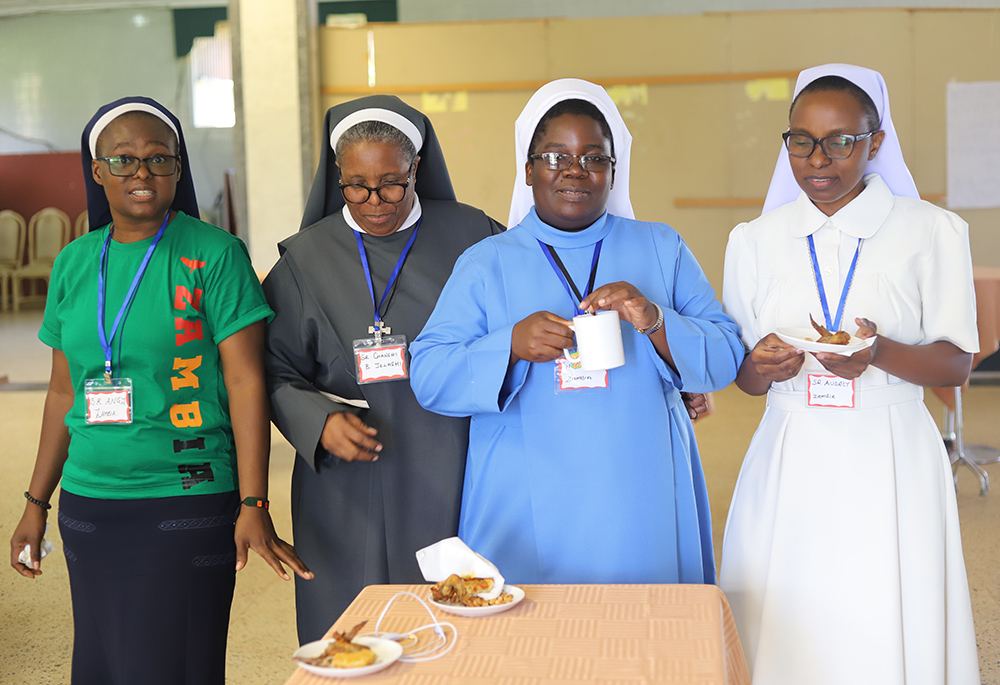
[0,210,27,312]
[11,207,70,312]
[73,210,89,241]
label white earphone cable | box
[359,591,458,663]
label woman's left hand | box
[579,281,657,330]
[814,317,879,380]
[234,506,314,581]
[681,392,712,421]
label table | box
[930,267,1000,491]
[971,266,1000,369]
[932,266,1000,407]
[285,583,750,685]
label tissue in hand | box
[415,537,505,600]
[17,526,55,567]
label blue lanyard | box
[807,233,862,332]
[538,239,604,316]
[98,214,169,380]
[355,217,422,334]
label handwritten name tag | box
[555,358,609,391]
[85,378,134,424]
[807,374,855,409]
[353,336,408,384]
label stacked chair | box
[0,210,27,312]
[73,210,89,242]
[10,207,70,312]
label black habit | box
[264,199,502,642]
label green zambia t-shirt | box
[40,212,273,499]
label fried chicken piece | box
[431,574,470,603]
[296,620,377,669]
[430,574,513,606]
[810,314,850,345]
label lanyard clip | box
[104,360,112,384]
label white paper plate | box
[429,584,526,617]
[293,636,403,678]
[775,327,876,356]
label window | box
[190,23,234,129]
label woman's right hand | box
[10,504,47,578]
[749,333,805,383]
[320,412,382,462]
[510,311,574,364]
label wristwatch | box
[241,496,269,510]
[635,303,663,335]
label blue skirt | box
[58,489,238,685]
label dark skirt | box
[58,490,238,685]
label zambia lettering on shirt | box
[171,257,214,489]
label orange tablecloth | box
[285,583,750,685]
[932,266,1000,407]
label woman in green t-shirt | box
[9,97,311,685]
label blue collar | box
[518,206,614,248]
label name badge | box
[353,335,408,384]
[555,357,609,392]
[807,374,855,409]
[84,378,134,424]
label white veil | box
[761,63,919,215]
[508,78,635,228]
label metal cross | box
[369,321,390,344]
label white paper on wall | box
[947,81,1000,210]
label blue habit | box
[410,209,743,585]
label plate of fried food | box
[293,621,402,678]
[776,315,875,356]
[429,574,525,617]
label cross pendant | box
[369,321,390,344]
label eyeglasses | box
[96,154,181,177]
[782,130,878,159]
[529,152,615,172]
[339,167,413,204]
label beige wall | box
[319,9,1000,289]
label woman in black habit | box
[263,95,503,643]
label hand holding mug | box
[580,281,656,330]
[511,311,574,364]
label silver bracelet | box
[635,303,663,335]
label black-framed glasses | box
[96,154,181,176]
[339,166,413,204]
[782,130,878,159]
[529,152,615,172]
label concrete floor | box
[2,307,998,684]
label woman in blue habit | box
[410,79,743,584]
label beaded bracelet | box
[24,491,52,510]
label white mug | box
[563,310,625,371]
